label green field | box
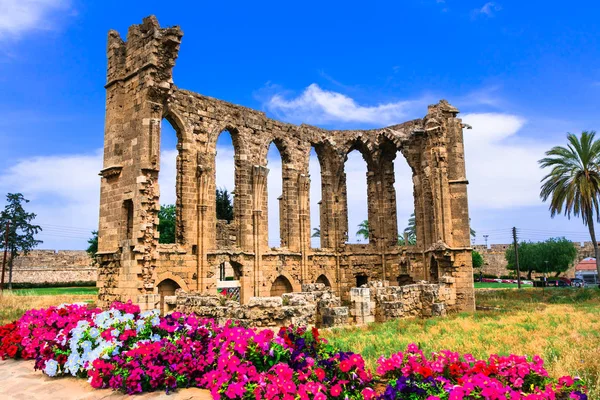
[474,282,523,289]
[325,288,600,398]
[11,286,99,296]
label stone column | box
[252,166,269,296]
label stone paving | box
[0,359,212,400]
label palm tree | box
[311,227,320,238]
[356,220,369,241]
[404,213,416,239]
[539,131,600,282]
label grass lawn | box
[324,288,600,398]
[474,282,524,289]
[0,288,98,325]
[11,286,99,296]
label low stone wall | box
[174,284,348,328]
[349,281,446,324]
[9,250,96,285]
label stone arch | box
[155,272,189,292]
[162,108,191,143]
[270,275,294,297]
[157,277,182,315]
[315,274,332,287]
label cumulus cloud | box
[266,84,427,126]
[472,2,502,18]
[0,150,102,249]
[0,0,72,39]
[462,113,547,209]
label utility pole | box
[483,234,489,249]
[0,220,10,293]
[512,227,521,289]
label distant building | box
[574,258,598,285]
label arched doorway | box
[270,275,293,297]
[157,279,180,315]
[316,274,331,287]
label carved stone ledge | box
[99,165,123,179]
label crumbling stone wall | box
[349,281,446,324]
[173,284,347,327]
[9,250,96,285]
[97,16,475,313]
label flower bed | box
[0,302,587,399]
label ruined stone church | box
[96,16,475,313]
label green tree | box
[0,193,42,289]
[356,220,369,241]
[538,237,578,277]
[158,204,176,244]
[87,230,98,265]
[539,131,600,282]
[505,238,577,278]
[216,188,233,222]
[404,213,416,240]
[311,227,320,238]
[506,241,541,279]
[472,250,484,269]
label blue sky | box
[0,0,599,249]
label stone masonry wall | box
[474,242,594,278]
[173,284,348,328]
[9,250,96,284]
[97,16,475,313]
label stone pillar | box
[252,166,269,296]
[97,16,183,308]
[350,287,374,324]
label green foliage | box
[158,204,176,244]
[472,250,484,268]
[356,220,369,240]
[311,227,320,238]
[505,237,577,277]
[216,187,233,222]
[0,193,43,289]
[87,230,98,259]
[539,131,600,276]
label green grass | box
[10,286,99,296]
[474,282,523,289]
[324,288,600,398]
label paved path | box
[0,359,213,400]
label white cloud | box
[462,113,548,209]
[472,2,501,18]
[0,150,102,249]
[266,84,427,126]
[0,0,71,39]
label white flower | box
[43,359,59,377]
[150,334,161,342]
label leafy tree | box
[469,218,476,238]
[311,227,320,238]
[506,241,541,279]
[87,230,98,265]
[505,238,577,278]
[404,213,416,240]
[216,188,233,222]
[356,220,369,241]
[0,193,42,289]
[472,250,484,269]
[158,204,176,244]
[539,237,578,277]
[539,131,600,283]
